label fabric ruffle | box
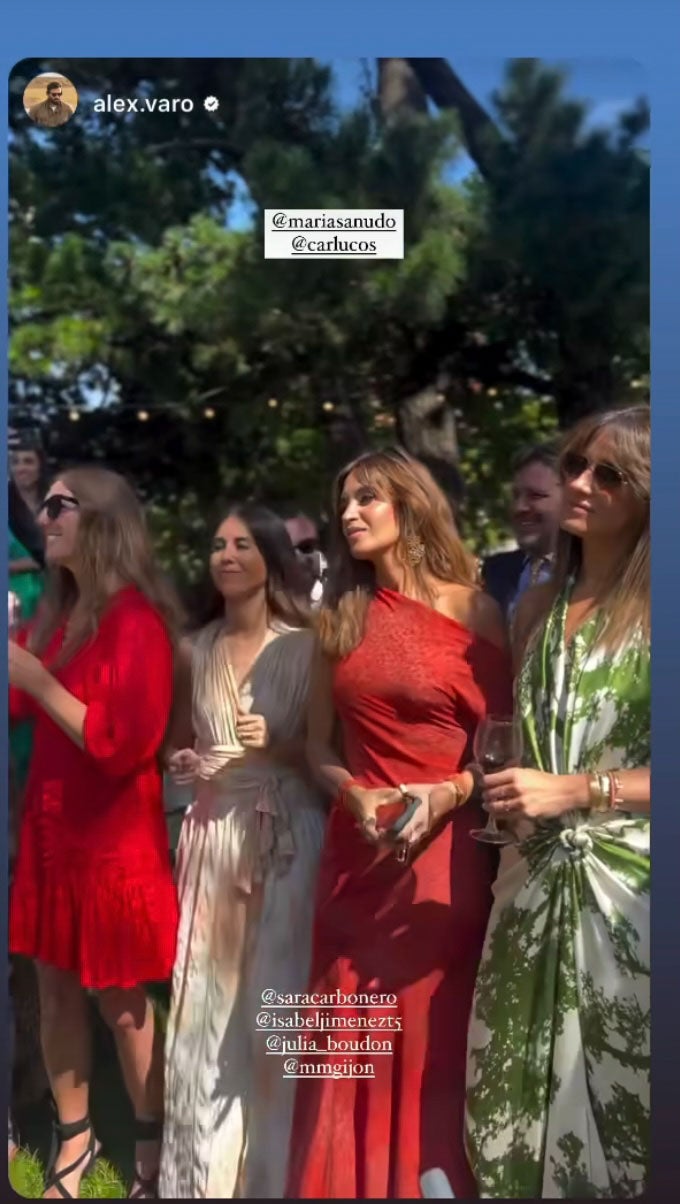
[10,854,178,990]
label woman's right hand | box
[167,748,200,786]
[343,784,403,844]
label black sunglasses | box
[39,494,80,520]
[561,452,627,490]
[294,538,320,556]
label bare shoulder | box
[437,584,509,652]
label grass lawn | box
[10,985,169,1199]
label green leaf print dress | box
[465,586,650,1198]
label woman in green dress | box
[9,441,47,790]
[9,441,46,618]
[466,405,650,1198]
[8,439,49,1123]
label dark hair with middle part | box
[199,502,312,631]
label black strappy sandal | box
[129,1117,162,1199]
[44,1112,98,1198]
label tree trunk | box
[377,58,428,121]
[374,59,470,501]
[406,58,502,178]
[395,383,465,512]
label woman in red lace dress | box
[8,467,180,1199]
[285,449,512,1199]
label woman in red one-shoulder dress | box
[8,467,180,1200]
[285,448,512,1199]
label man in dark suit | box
[483,442,562,618]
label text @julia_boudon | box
[257,989,402,1079]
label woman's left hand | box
[236,711,269,749]
[8,640,47,696]
[388,783,454,847]
[483,767,585,821]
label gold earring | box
[406,536,425,566]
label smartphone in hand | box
[375,793,421,836]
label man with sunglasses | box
[28,80,74,128]
[483,442,562,620]
[283,509,326,606]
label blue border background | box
[2,1,676,1196]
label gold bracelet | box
[442,777,467,809]
[608,771,625,810]
[588,773,611,812]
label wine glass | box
[470,715,521,845]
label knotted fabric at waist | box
[192,748,301,893]
[519,810,645,864]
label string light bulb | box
[68,409,80,422]
[137,410,149,422]
[322,401,334,412]
[204,407,216,419]
[268,398,278,409]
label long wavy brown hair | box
[318,447,479,659]
[530,405,650,651]
[29,466,183,665]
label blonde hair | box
[534,405,649,652]
[318,447,478,659]
[30,466,183,665]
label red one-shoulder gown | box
[286,589,513,1199]
[9,587,179,990]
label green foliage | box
[458,393,558,550]
[467,59,649,419]
[9,1148,44,1198]
[9,1148,127,1199]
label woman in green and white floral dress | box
[466,406,650,1198]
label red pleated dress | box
[285,588,513,1199]
[9,587,179,990]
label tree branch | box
[406,58,503,178]
[143,138,243,164]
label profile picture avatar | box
[24,74,78,128]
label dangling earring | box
[406,536,425,566]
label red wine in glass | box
[480,753,506,775]
[470,716,520,845]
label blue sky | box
[228,57,648,228]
